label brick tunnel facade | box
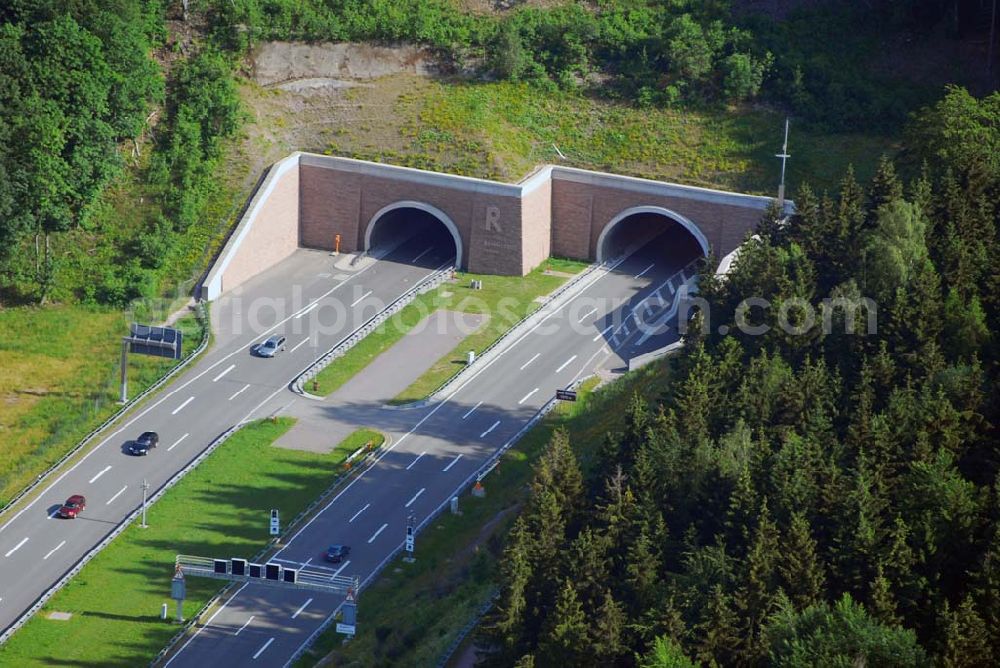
[203,152,784,300]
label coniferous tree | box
[779,512,826,610]
[538,580,588,666]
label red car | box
[58,495,86,519]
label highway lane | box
[0,237,455,638]
[164,236,698,667]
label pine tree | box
[868,155,904,216]
[591,589,627,663]
[625,521,663,613]
[639,635,699,668]
[870,562,902,627]
[937,595,991,667]
[695,583,741,666]
[483,518,534,662]
[779,512,826,610]
[538,580,588,666]
[736,498,782,663]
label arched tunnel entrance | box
[365,202,462,268]
[597,206,708,267]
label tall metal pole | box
[776,118,791,208]
[119,338,129,404]
[141,478,149,528]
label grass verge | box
[0,417,362,667]
[310,258,587,399]
[296,361,673,667]
[0,309,207,510]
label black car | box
[324,544,351,564]
[128,431,159,456]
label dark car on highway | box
[324,544,351,564]
[128,431,159,456]
[254,335,286,358]
[57,495,86,519]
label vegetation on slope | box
[479,86,1000,666]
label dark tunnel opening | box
[599,211,706,268]
[367,207,460,268]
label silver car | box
[255,335,286,358]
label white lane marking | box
[518,388,540,405]
[349,504,370,523]
[555,355,578,373]
[635,263,654,279]
[295,302,318,319]
[274,256,631,555]
[167,433,189,452]
[519,353,540,370]
[252,637,274,660]
[164,582,250,666]
[292,598,313,619]
[106,485,128,505]
[368,523,388,543]
[171,396,194,415]
[5,537,28,557]
[350,290,373,307]
[229,384,250,401]
[43,540,66,560]
[89,465,112,484]
[480,421,500,438]
[405,452,426,471]
[412,246,432,263]
[290,338,310,353]
[443,454,462,472]
[332,560,351,577]
[0,256,395,539]
[593,324,614,341]
[577,306,597,323]
[462,401,482,420]
[303,557,312,568]
[235,615,255,636]
[404,488,425,508]
[212,364,236,382]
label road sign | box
[126,323,183,360]
[555,389,577,401]
[269,509,280,536]
[336,623,356,635]
[405,525,414,553]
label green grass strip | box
[0,417,356,667]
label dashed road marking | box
[405,488,425,508]
[555,355,577,373]
[5,537,28,558]
[480,421,500,438]
[89,465,111,484]
[368,523,388,544]
[518,388,539,405]
[405,452,426,471]
[292,598,313,619]
[212,364,236,382]
[229,384,250,401]
[172,396,194,415]
[235,615,254,636]
[106,485,128,505]
[349,504,370,523]
[519,353,540,370]
[462,401,482,419]
[252,638,274,660]
[350,290,373,307]
[167,433,189,452]
[43,540,66,560]
[443,454,462,472]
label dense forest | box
[480,87,1000,666]
[0,0,241,305]
[1,0,994,304]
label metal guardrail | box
[290,264,454,397]
[436,589,499,668]
[0,301,210,520]
[282,374,593,667]
[0,409,236,647]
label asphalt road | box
[0,236,455,639]
[163,235,697,668]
